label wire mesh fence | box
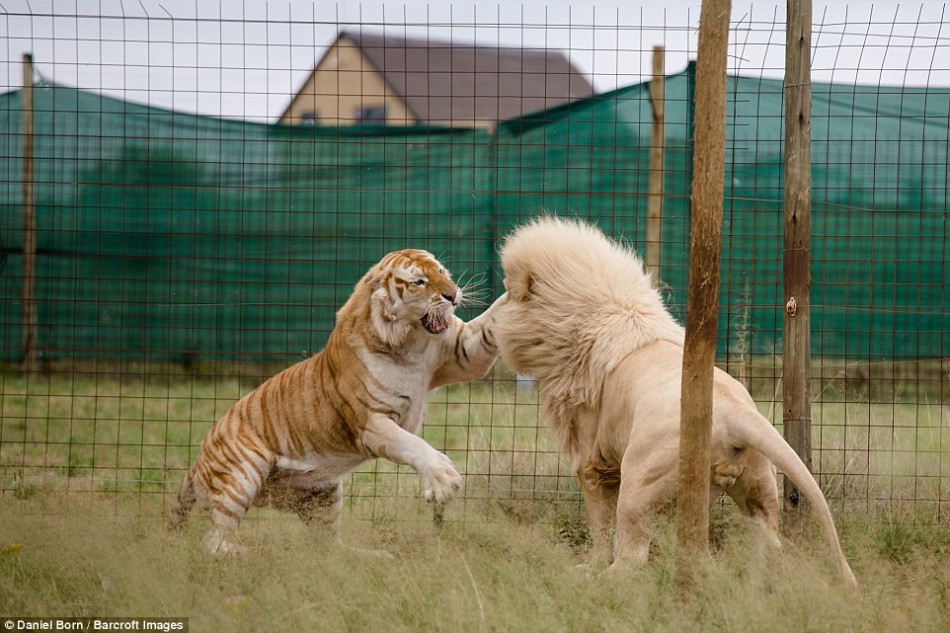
[1,1,947,524]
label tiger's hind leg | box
[199,458,274,556]
[203,505,248,556]
[285,480,344,534]
[288,481,394,560]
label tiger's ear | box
[364,266,383,291]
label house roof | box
[334,30,594,125]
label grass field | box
[2,364,946,514]
[1,364,949,630]
[2,494,949,632]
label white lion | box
[493,216,857,586]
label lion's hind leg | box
[719,451,782,550]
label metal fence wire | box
[1,2,947,524]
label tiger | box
[168,249,508,554]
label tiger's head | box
[365,249,462,345]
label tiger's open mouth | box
[421,311,449,334]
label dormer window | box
[355,105,386,125]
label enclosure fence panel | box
[1,2,947,523]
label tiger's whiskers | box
[456,271,492,309]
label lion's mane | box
[496,217,685,450]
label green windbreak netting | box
[0,83,494,363]
[1,66,947,363]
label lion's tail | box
[734,413,858,588]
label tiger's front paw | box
[420,453,462,506]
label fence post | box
[645,46,666,284]
[21,53,39,375]
[783,0,813,531]
[676,0,731,582]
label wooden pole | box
[645,46,666,284]
[676,0,731,571]
[782,0,813,530]
[21,53,39,374]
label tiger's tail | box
[167,467,197,532]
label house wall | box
[279,36,415,126]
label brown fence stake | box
[21,53,39,375]
[676,0,731,585]
[646,45,666,285]
[783,0,814,531]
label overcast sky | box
[1,1,947,122]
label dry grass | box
[1,494,949,632]
[1,364,949,630]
